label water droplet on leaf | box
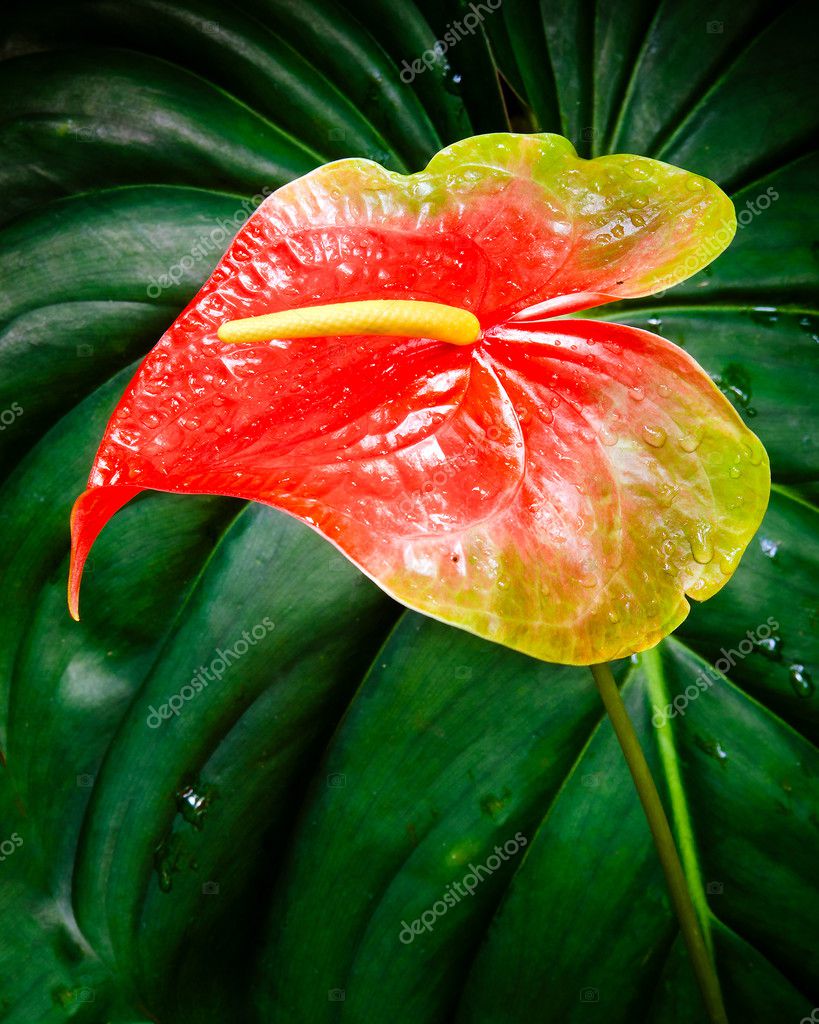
[755,636,783,661]
[759,537,779,559]
[789,664,814,698]
[177,784,212,831]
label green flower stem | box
[590,662,728,1024]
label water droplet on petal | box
[679,430,703,453]
[627,161,649,180]
[642,425,667,448]
[689,521,714,564]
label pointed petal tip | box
[67,484,141,620]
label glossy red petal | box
[68,485,141,620]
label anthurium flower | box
[69,133,769,665]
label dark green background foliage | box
[0,1,817,1021]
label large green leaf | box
[0,1,816,1022]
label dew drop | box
[611,224,625,239]
[689,521,714,564]
[750,306,779,327]
[642,424,667,448]
[607,609,620,624]
[154,833,183,894]
[679,430,703,453]
[687,177,705,191]
[143,413,160,429]
[445,71,463,94]
[759,537,780,559]
[755,636,783,661]
[696,737,729,763]
[629,385,645,401]
[631,214,646,228]
[627,161,649,180]
[177,784,212,831]
[789,664,814,698]
[729,465,741,478]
